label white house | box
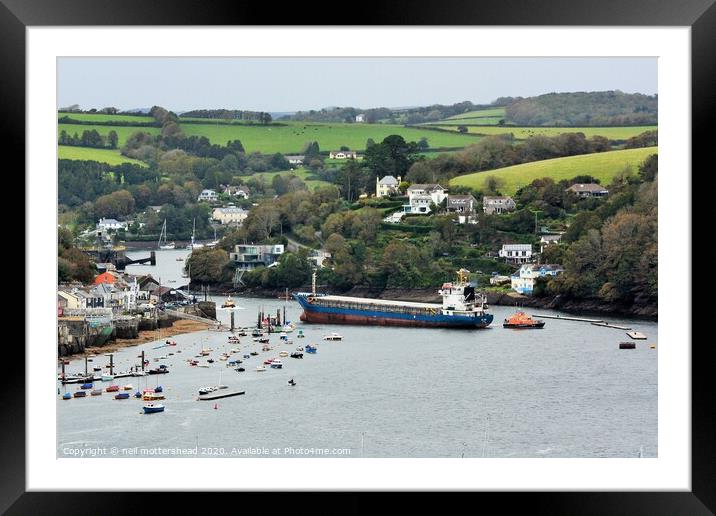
[482,196,516,215]
[566,183,609,198]
[329,150,358,159]
[498,244,533,264]
[212,206,249,225]
[198,189,218,202]
[510,263,564,294]
[284,155,305,165]
[97,218,127,231]
[539,234,562,252]
[355,114,366,123]
[376,175,401,198]
[403,184,448,214]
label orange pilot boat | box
[503,310,545,329]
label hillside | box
[425,125,657,140]
[57,117,479,154]
[450,146,657,195]
[58,145,148,167]
[505,91,657,126]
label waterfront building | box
[57,290,82,309]
[212,206,249,226]
[565,183,609,198]
[510,263,564,294]
[198,189,218,202]
[96,218,128,231]
[376,175,401,198]
[499,244,533,264]
[482,196,516,215]
[230,244,285,271]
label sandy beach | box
[75,320,212,358]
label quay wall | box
[57,303,214,357]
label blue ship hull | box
[294,294,493,329]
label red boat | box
[503,311,545,329]
[106,385,120,392]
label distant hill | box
[505,91,657,126]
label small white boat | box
[279,351,289,357]
[255,366,266,372]
[270,360,283,369]
[101,374,114,381]
[322,332,343,341]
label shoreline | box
[73,319,212,359]
[214,285,657,321]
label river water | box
[57,248,658,458]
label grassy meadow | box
[58,120,479,154]
[58,145,148,167]
[450,146,658,195]
[243,167,332,190]
[427,125,657,140]
[58,112,155,123]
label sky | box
[58,57,657,113]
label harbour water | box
[58,249,658,458]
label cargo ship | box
[293,269,493,329]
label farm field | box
[242,167,332,190]
[57,112,155,123]
[58,145,148,167]
[57,120,479,154]
[426,125,657,140]
[424,117,505,126]
[450,146,658,195]
[58,124,161,146]
[179,121,480,153]
[445,108,506,120]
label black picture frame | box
[4,0,713,512]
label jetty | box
[532,313,649,339]
[590,322,633,331]
[532,314,605,323]
[197,390,245,401]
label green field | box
[244,167,332,190]
[424,117,505,126]
[58,120,479,154]
[428,125,657,140]
[58,112,155,123]
[58,124,162,146]
[58,145,148,167]
[451,147,658,195]
[445,108,506,120]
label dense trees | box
[547,159,658,307]
[505,91,657,126]
[185,248,232,284]
[58,229,96,283]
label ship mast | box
[311,271,316,295]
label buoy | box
[214,403,218,410]
[650,344,656,349]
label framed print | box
[3,0,714,512]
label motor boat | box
[222,296,236,309]
[322,333,343,341]
[270,360,283,369]
[143,403,165,414]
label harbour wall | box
[57,303,216,357]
